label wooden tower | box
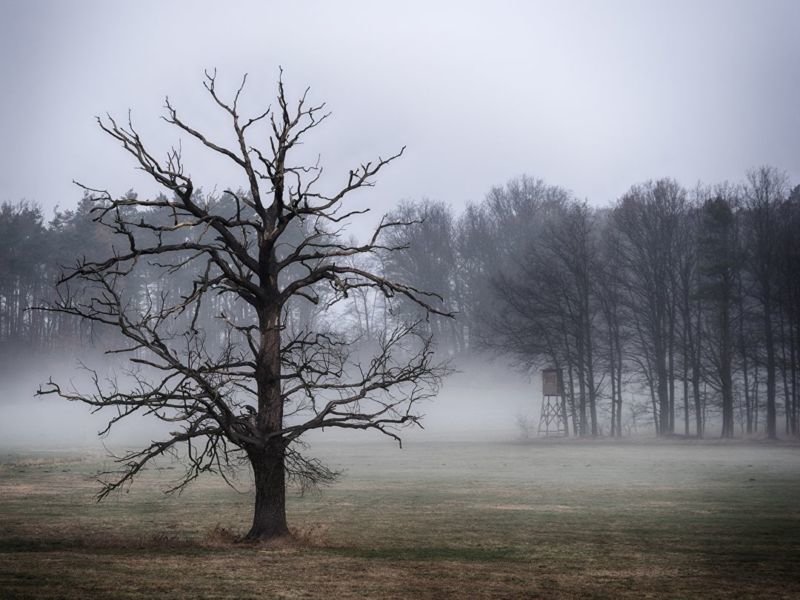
[538,368,567,436]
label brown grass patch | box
[202,524,240,547]
[0,483,40,496]
[291,522,331,547]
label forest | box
[2,166,799,440]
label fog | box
[2,1,799,451]
[0,344,773,450]
[0,353,538,450]
[0,354,171,450]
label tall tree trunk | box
[246,444,290,540]
[616,337,623,437]
[693,306,703,438]
[577,358,588,437]
[779,310,791,435]
[720,303,734,438]
[656,346,669,435]
[792,319,799,435]
[682,316,690,436]
[740,318,752,435]
[668,306,676,433]
[567,363,578,435]
[649,378,660,435]
[248,296,290,540]
[753,367,760,432]
[765,300,777,439]
[555,363,570,437]
[585,318,598,437]
[609,331,617,437]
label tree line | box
[381,168,800,440]
[2,167,799,439]
[0,196,110,355]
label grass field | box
[1,438,799,599]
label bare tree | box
[596,212,627,437]
[38,71,450,541]
[776,185,800,435]
[742,166,788,439]
[484,187,597,436]
[612,180,687,435]
[697,191,741,438]
[381,200,461,352]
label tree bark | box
[738,278,752,434]
[245,444,290,540]
[692,301,703,438]
[720,302,734,438]
[765,299,777,439]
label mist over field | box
[0,358,537,449]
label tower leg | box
[538,395,567,437]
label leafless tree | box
[612,180,687,435]
[381,200,463,353]
[742,166,788,439]
[596,212,627,437]
[37,71,450,541]
[697,191,742,438]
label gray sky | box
[1,0,798,221]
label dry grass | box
[1,439,799,598]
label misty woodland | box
[0,66,798,548]
[2,114,798,445]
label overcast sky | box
[1,0,798,221]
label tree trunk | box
[765,301,777,439]
[742,333,752,435]
[753,367,760,432]
[667,307,676,434]
[609,333,617,437]
[567,364,579,435]
[250,289,288,540]
[656,348,669,435]
[693,302,703,438]
[616,339,623,437]
[577,360,588,437]
[245,444,290,540]
[780,310,791,435]
[649,379,660,435]
[585,323,598,437]
[720,298,735,438]
[792,319,799,435]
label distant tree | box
[38,72,450,541]
[675,190,704,437]
[775,185,800,435]
[612,180,687,435]
[596,211,627,437]
[452,202,498,351]
[741,167,788,439]
[381,199,461,352]
[0,201,53,356]
[46,193,121,346]
[532,200,601,436]
[453,176,563,352]
[482,182,591,436]
[697,191,741,438]
[338,248,388,344]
